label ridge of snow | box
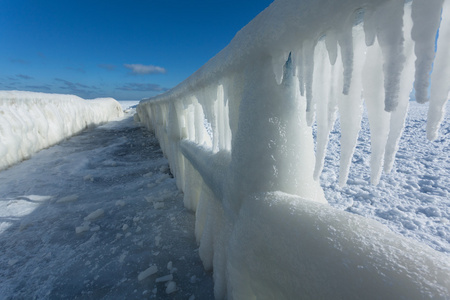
[0,90,123,171]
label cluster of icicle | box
[142,0,449,186]
[0,91,123,171]
[136,0,450,298]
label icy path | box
[0,112,213,299]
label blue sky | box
[0,0,274,100]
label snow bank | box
[0,91,123,171]
[136,0,450,298]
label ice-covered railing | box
[0,91,123,171]
[136,0,450,298]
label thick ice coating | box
[136,0,449,298]
[0,91,123,170]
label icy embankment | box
[0,91,123,171]
[137,0,450,298]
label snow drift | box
[0,91,123,171]
[136,0,450,298]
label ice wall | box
[137,0,450,298]
[0,91,123,171]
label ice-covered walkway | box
[0,112,213,299]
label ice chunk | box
[153,202,164,209]
[138,265,158,281]
[8,259,19,266]
[83,174,94,182]
[84,209,104,221]
[119,251,128,263]
[56,194,78,203]
[165,281,177,294]
[75,222,90,234]
[115,200,126,207]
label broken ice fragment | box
[57,194,78,203]
[84,209,104,221]
[138,265,158,281]
[165,281,177,294]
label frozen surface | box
[323,101,450,254]
[0,91,123,171]
[0,106,213,299]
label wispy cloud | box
[55,78,98,96]
[17,74,34,80]
[116,83,168,92]
[124,64,166,75]
[25,84,52,91]
[98,64,116,71]
[10,58,29,64]
[65,66,86,74]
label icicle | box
[363,37,391,185]
[198,87,217,150]
[338,20,354,95]
[194,102,207,146]
[295,47,305,97]
[363,7,377,47]
[304,40,317,126]
[272,51,290,85]
[216,84,226,151]
[186,100,196,142]
[411,0,444,104]
[427,0,450,141]
[375,0,406,112]
[325,30,338,65]
[384,3,415,173]
[313,41,339,180]
[337,25,365,186]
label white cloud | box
[124,64,166,75]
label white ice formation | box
[136,0,450,298]
[0,91,123,171]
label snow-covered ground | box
[0,102,213,299]
[323,101,450,254]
